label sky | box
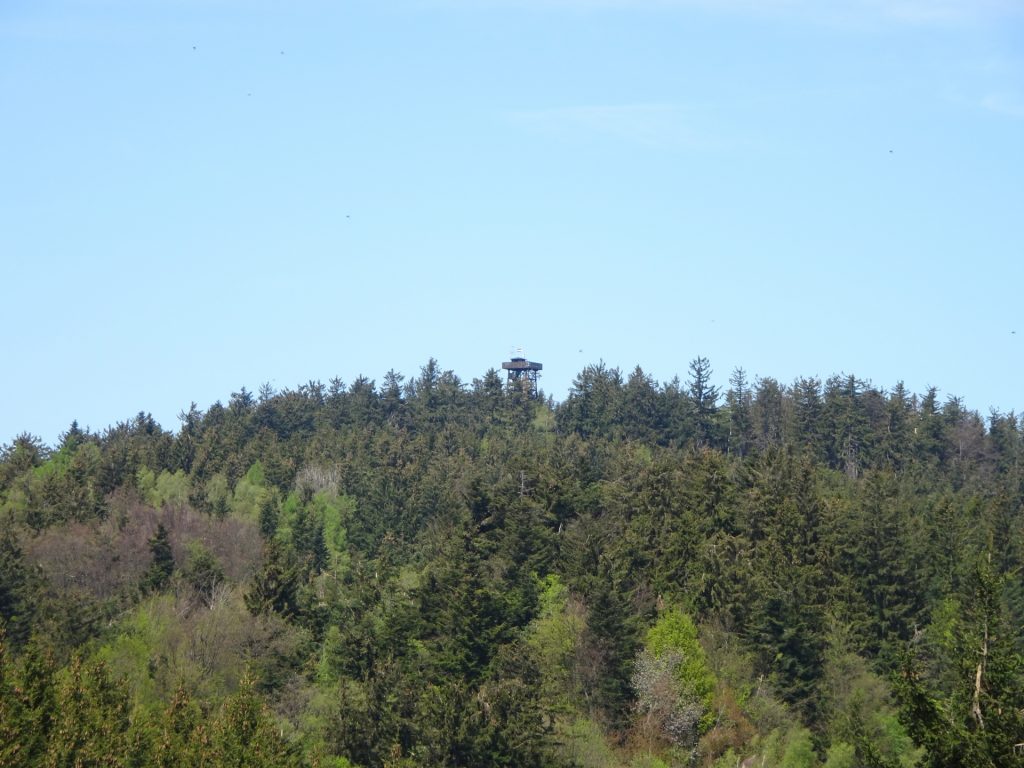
[1,0,1022,445]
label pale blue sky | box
[2,0,1022,444]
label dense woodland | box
[1,357,1023,767]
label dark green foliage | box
[687,356,720,448]
[557,361,626,440]
[41,653,152,768]
[584,565,639,732]
[2,358,1023,767]
[0,532,34,647]
[141,523,175,594]
[0,433,48,492]
[415,657,549,768]
[211,672,297,767]
[0,634,58,766]
[259,491,280,539]
[741,450,829,720]
[418,533,520,680]
[154,684,211,767]
[894,556,1024,767]
[726,367,754,457]
[291,502,328,575]
[833,472,926,663]
[182,542,225,606]
[246,539,301,619]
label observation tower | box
[502,349,543,399]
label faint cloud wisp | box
[980,92,1024,119]
[436,0,1022,25]
[506,102,726,149]
[865,0,1023,23]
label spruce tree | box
[211,672,296,767]
[141,523,174,594]
[586,564,638,733]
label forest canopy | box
[2,358,1022,767]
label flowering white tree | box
[631,648,704,749]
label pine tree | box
[45,655,136,768]
[687,356,720,448]
[291,503,328,575]
[141,523,175,594]
[744,450,829,720]
[894,555,1024,767]
[211,672,296,767]
[726,367,754,457]
[0,531,34,647]
[245,539,301,619]
[154,685,212,767]
[837,472,924,662]
[585,564,638,733]
[259,492,280,539]
[792,376,824,460]
[182,543,225,607]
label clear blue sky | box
[2,0,1022,445]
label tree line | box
[1,357,1022,767]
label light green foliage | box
[527,574,584,706]
[138,468,191,508]
[0,484,29,524]
[317,625,343,684]
[308,490,354,571]
[94,596,173,712]
[277,491,302,538]
[926,595,961,686]
[155,469,190,508]
[749,728,820,768]
[878,712,919,767]
[823,742,856,768]
[701,622,758,709]
[96,587,304,712]
[231,462,269,519]
[630,756,670,768]
[206,472,232,517]
[558,716,619,768]
[532,405,556,432]
[137,466,157,501]
[278,686,350,768]
[778,727,818,768]
[822,631,921,768]
[644,608,716,730]
[710,749,741,768]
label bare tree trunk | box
[972,622,988,730]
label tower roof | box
[502,359,543,372]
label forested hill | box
[2,358,1022,768]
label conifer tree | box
[687,356,720,448]
[45,655,136,768]
[726,367,754,457]
[211,672,296,767]
[895,554,1024,767]
[0,531,33,647]
[259,492,280,539]
[141,523,175,594]
[246,539,301,619]
[585,564,638,733]
[154,685,212,767]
